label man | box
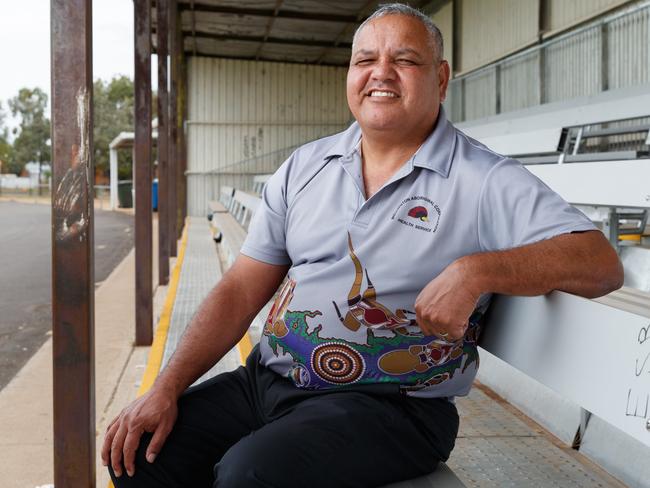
[103,4,623,487]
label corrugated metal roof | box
[153,0,433,66]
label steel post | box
[157,0,170,284]
[50,0,95,485]
[169,0,178,254]
[134,0,153,345]
[180,43,188,223]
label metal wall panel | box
[459,0,538,73]
[444,78,463,123]
[544,26,602,103]
[608,5,650,89]
[463,67,497,120]
[500,50,541,113]
[429,1,453,70]
[449,4,650,124]
[187,57,350,216]
[547,0,630,32]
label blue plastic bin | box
[152,179,159,211]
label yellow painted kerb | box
[237,330,253,365]
[137,221,189,396]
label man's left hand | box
[414,259,479,341]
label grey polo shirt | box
[240,107,596,399]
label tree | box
[0,101,18,175]
[94,76,135,180]
[9,88,51,182]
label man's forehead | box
[352,16,432,53]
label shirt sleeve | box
[478,158,597,252]
[239,157,292,265]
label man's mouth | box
[367,90,398,98]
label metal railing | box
[446,1,650,123]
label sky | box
[0,0,156,131]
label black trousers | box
[109,345,459,488]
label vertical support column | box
[538,0,549,105]
[604,208,620,249]
[157,0,170,285]
[134,0,153,346]
[452,0,462,75]
[600,22,609,92]
[495,63,501,115]
[50,0,95,486]
[180,50,188,223]
[169,0,178,254]
[539,47,547,105]
[452,0,465,122]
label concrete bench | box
[207,199,228,215]
[252,174,272,195]
[209,187,262,267]
[481,286,650,453]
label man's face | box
[346,15,450,135]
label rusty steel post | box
[134,0,153,346]
[179,30,188,224]
[157,0,170,285]
[50,0,95,486]
[168,0,178,255]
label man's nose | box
[370,58,397,81]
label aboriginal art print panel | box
[262,232,482,393]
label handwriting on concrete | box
[625,323,650,424]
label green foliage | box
[1,77,137,180]
[0,102,14,174]
[94,76,135,180]
[8,88,50,175]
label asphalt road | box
[0,201,135,391]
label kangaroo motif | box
[333,233,420,337]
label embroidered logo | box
[391,196,440,233]
[407,206,429,222]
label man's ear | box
[438,60,451,103]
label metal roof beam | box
[182,51,348,66]
[177,2,360,23]
[176,30,352,49]
[256,0,283,60]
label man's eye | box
[395,58,417,66]
[355,59,374,66]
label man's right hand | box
[101,384,179,478]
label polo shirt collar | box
[324,106,456,178]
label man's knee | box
[214,436,288,488]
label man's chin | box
[356,117,405,134]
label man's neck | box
[359,120,435,173]
[360,136,420,173]
[359,130,428,199]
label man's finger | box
[101,420,121,466]
[105,413,121,434]
[122,426,144,477]
[145,421,173,464]
[111,422,128,477]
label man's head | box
[346,4,450,138]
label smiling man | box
[104,4,623,487]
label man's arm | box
[102,254,289,477]
[415,230,624,341]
